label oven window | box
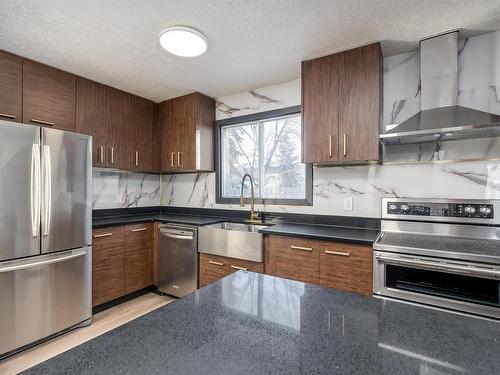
[386,265,500,307]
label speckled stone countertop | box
[92,213,224,228]
[93,212,380,244]
[258,222,380,244]
[24,272,500,374]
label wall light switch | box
[343,197,353,211]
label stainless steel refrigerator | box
[0,119,92,358]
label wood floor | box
[0,293,174,375]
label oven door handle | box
[376,254,500,279]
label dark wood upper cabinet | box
[339,43,382,162]
[23,59,76,131]
[157,92,215,172]
[76,77,108,166]
[130,96,154,172]
[106,87,132,170]
[0,50,22,122]
[302,53,340,163]
[302,42,382,164]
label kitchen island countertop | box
[24,272,500,375]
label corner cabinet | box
[76,77,155,171]
[157,92,215,173]
[302,42,382,164]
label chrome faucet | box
[240,173,260,223]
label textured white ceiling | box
[1,0,499,102]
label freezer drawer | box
[158,224,198,298]
[0,247,92,358]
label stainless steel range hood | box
[380,31,500,145]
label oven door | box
[374,251,500,319]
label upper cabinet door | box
[157,92,215,173]
[23,60,76,131]
[338,43,382,163]
[107,87,131,170]
[76,78,108,167]
[0,51,22,123]
[130,96,154,172]
[302,54,341,163]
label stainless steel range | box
[373,198,500,319]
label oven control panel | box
[386,201,494,219]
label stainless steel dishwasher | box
[158,224,198,298]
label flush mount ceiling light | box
[159,26,208,57]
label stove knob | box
[464,205,476,215]
[388,204,398,212]
[479,206,492,216]
[400,204,410,212]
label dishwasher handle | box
[160,228,194,240]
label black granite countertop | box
[259,222,380,244]
[92,213,225,228]
[24,272,500,374]
[92,209,380,244]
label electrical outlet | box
[208,194,214,206]
[343,197,353,211]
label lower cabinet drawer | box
[319,242,373,295]
[269,235,320,285]
[199,253,264,288]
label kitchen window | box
[216,106,312,205]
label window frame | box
[216,106,312,206]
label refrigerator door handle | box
[31,144,41,237]
[0,248,87,273]
[42,145,52,237]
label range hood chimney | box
[380,31,500,145]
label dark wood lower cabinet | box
[199,253,264,288]
[268,235,320,285]
[124,223,152,294]
[265,235,372,295]
[319,242,373,295]
[92,224,153,307]
[92,226,125,307]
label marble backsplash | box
[94,31,500,216]
[161,160,500,218]
[93,170,160,209]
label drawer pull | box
[131,227,148,232]
[208,260,225,266]
[324,250,350,257]
[31,118,55,126]
[0,113,16,119]
[290,245,313,252]
[93,232,113,238]
[230,265,248,271]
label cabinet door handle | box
[131,227,147,232]
[31,118,55,127]
[343,134,347,156]
[290,245,313,252]
[110,147,114,164]
[0,113,16,119]
[171,152,176,167]
[208,260,225,266]
[93,232,113,238]
[135,151,139,167]
[230,265,248,271]
[324,250,350,257]
[177,152,183,167]
[329,135,333,157]
[99,146,104,164]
